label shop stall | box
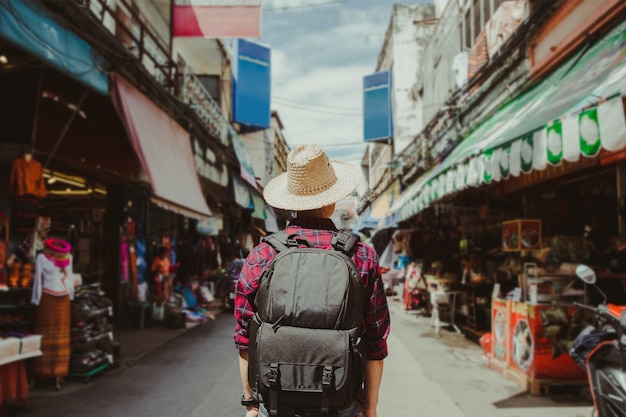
[486,219,592,395]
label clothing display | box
[7,154,47,198]
[69,284,116,374]
[31,239,74,379]
[31,251,74,305]
[32,293,71,378]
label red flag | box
[172,0,262,38]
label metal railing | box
[84,0,228,144]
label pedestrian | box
[234,145,390,417]
[151,245,172,304]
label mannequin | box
[31,238,74,390]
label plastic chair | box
[429,290,461,335]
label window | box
[464,0,505,48]
[465,9,472,49]
[473,0,481,37]
[197,75,221,104]
[483,0,492,28]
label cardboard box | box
[0,337,21,366]
[502,219,542,251]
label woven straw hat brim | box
[263,160,361,211]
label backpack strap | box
[263,231,313,253]
[321,365,334,413]
[262,231,290,252]
[331,230,360,258]
[268,363,280,416]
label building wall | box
[422,0,463,125]
[366,4,436,203]
[390,4,436,156]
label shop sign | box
[193,139,229,187]
[232,39,271,128]
[363,70,393,142]
[172,0,262,38]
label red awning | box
[111,73,212,220]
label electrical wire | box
[273,101,361,116]
[273,96,360,111]
[263,0,349,11]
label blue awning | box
[0,1,109,95]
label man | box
[234,145,390,417]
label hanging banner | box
[172,0,262,38]
[232,39,271,128]
[363,71,393,142]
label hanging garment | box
[32,293,71,378]
[7,156,47,198]
[120,238,129,282]
[128,242,139,302]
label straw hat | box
[263,145,361,211]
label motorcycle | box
[570,265,626,417]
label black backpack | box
[248,230,366,416]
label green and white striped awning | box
[403,19,626,218]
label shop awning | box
[111,74,212,220]
[250,192,267,220]
[0,0,109,95]
[385,166,436,224]
[414,19,626,213]
[231,126,259,190]
[354,180,401,231]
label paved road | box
[11,300,594,417]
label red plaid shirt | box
[233,217,390,360]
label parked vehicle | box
[570,265,626,417]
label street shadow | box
[493,385,593,408]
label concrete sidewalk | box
[27,307,228,397]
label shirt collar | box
[288,217,338,231]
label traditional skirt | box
[32,293,70,378]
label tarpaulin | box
[0,0,108,95]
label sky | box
[256,0,405,167]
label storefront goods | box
[32,293,71,379]
[487,299,587,395]
[501,219,542,251]
[69,285,115,376]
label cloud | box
[260,0,400,167]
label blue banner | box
[363,71,393,142]
[232,39,271,128]
[0,0,109,95]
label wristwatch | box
[241,393,259,407]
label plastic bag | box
[152,302,164,321]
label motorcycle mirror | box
[575,265,596,284]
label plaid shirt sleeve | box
[233,226,390,360]
[233,241,275,351]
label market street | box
[9,299,593,417]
